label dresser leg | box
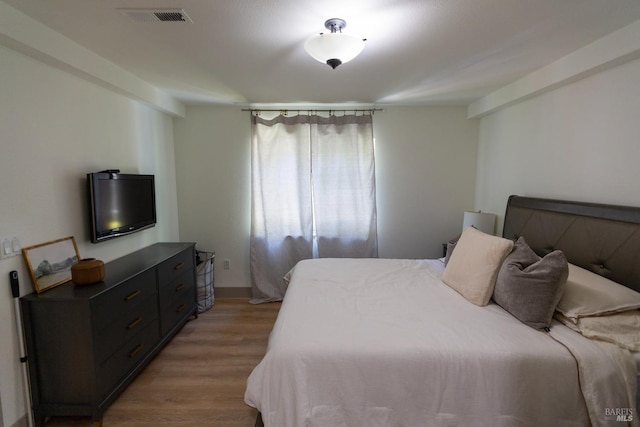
[33,413,45,427]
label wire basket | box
[195,250,215,313]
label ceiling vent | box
[118,8,193,23]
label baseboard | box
[215,286,252,299]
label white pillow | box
[441,227,514,306]
[556,263,640,320]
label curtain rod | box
[242,108,383,114]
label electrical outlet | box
[223,259,231,270]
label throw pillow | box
[493,237,568,329]
[441,227,514,306]
[444,232,462,266]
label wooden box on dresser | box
[20,242,198,427]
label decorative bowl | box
[71,258,105,285]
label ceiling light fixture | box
[304,18,366,69]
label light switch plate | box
[0,237,21,259]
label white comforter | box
[245,258,636,427]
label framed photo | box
[22,236,80,294]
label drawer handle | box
[175,283,185,292]
[176,303,186,313]
[174,262,185,270]
[127,317,142,330]
[129,343,144,358]
[125,290,141,301]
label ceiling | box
[4,0,640,106]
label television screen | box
[87,172,156,243]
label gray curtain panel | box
[250,113,378,303]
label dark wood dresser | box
[20,242,197,426]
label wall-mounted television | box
[87,172,157,243]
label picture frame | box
[22,236,80,294]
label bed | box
[245,195,640,427]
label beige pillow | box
[556,263,640,320]
[442,227,514,306]
[444,231,462,266]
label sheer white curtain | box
[250,113,377,303]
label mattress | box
[246,258,637,427]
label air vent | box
[118,8,193,23]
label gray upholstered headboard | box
[502,195,640,293]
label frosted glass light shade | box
[304,33,365,67]
[462,211,496,235]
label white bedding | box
[245,258,637,427]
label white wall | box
[173,106,479,289]
[173,107,252,289]
[374,107,479,258]
[475,56,640,232]
[0,44,179,427]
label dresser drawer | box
[93,269,157,331]
[95,298,159,362]
[97,321,159,398]
[159,281,196,336]
[159,269,194,308]
[157,250,194,285]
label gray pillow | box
[493,237,568,330]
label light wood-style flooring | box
[43,298,281,426]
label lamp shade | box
[462,211,496,235]
[304,33,365,68]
